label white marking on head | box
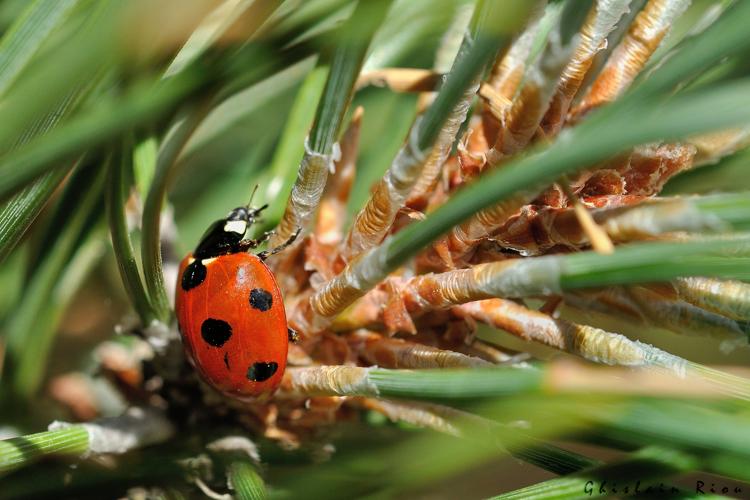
[224,220,247,235]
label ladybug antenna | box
[245,184,259,210]
[245,185,268,219]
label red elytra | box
[176,252,288,399]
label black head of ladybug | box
[193,204,268,259]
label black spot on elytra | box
[249,288,273,312]
[201,318,232,347]
[181,260,207,290]
[247,361,278,382]
[224,352,230,370]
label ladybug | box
[175,199,299,400]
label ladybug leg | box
[236,231,274,252]
[256,230,273,244]
[257,227,301,260]
[287,327,299,343]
